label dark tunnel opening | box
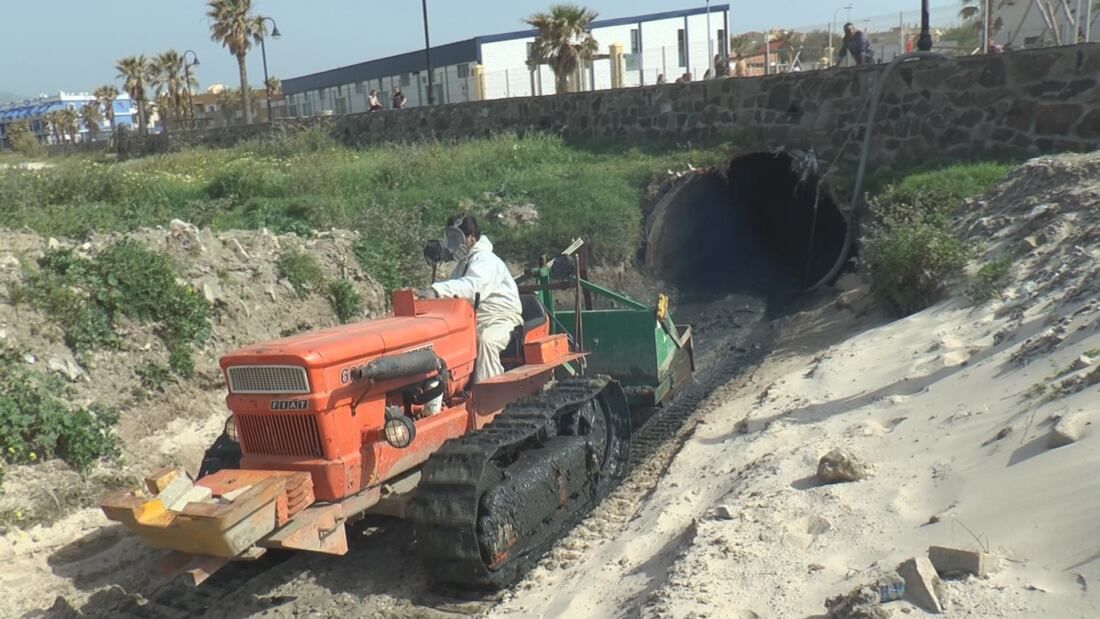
[644,152,849,299]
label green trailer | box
[516,255,694,409]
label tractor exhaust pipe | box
[352,349,441,383]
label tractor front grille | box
[226,365,310,394]
[235,413,324,458]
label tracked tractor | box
[101,242,694,588]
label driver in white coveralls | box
[417,214,522,383]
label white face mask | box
[444,225,470,261]
[451,240,471,261]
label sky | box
[0,1,923,98]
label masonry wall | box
[112,44,1100,170]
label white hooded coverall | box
[430,236,522,382]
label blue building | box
[0,92,137,147]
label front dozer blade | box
[100,467,346,584]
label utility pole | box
[1087,0,1093,41]
[706,0,713,74]
[917,0,933,51]
[183,50,200,129]
[983,0,993,52]
[422,0,434,106]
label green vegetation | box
[862,162,1014,316]
[9,241,210,377]
[4,120,44,158]
[0,132,726,290]
[0,348,120,472]
[135,361,173,393]
[966,257,1012,303]
[276,249,324,297]
[327,280,362,324]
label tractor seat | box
[501,294,550,367]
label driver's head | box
[445,213,480,259]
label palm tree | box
[524,4,600,94]
[265,76,280,97]
[207,0,266,124]
[116,55,151,134]
[216,87,241,126]
[42,111,62,144]
[150,49,192,129]
[93,84,119,141]
[80,101,103,142]
[58,108,80,143]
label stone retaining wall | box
[105,44,1100,168]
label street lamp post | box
[917,0,933,51]
[422,0,434,106]
[183,50,200,129]
[829,5,854,67]
[706,1,713,74]
[259,17,281,123]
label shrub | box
[966,257,1012,303]
[135,362,173,392]
[0,348,119,472]
[327,280,361,323]
[5,120,44,158]
[13,241,210,375]
[863,220,970,315]
[277,249,325,297]
[861,162,1010,316]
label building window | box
[207,105,215,113]
[303,101,313,116]
[677,29,687,67]
[400,74,411,87]
[630,29,641,54]
[718,29,727,56]
[287,104,298,117]
[457,63,470,78]
[354,82,364,94]
[335,98,348,115]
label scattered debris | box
[928,545,1001,579]
[817,448,871,484]
[897,556,945,613]
[1048,412,1089,448]
[825,573,905,618]
[712,505,735,520]
[982,425,1013,446]
[46,356,85,382]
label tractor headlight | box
[224,416,239,443]
[383,415,416,449]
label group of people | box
[654,22,876,86]
[367,88,407,112]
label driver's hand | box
[416,288,439,299]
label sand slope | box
[490,155,1100,618]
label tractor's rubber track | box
[410,376,631,589]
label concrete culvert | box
[645,152,849,295]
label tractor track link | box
[410,376,631,589]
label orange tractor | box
[101,248,693,588]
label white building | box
[282,4,730,116]
[993,2,1099,48]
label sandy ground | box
[487,154,1100,618]
[3,154,1098,618]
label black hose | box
[808,51,947,291]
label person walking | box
[392,87,407,110]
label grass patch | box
[276,249,324,297]
[862,162,1012,316]
[967,257,1013,303]
[10,241,210,376]
[327,280,362,323]
[0,133,727,290]
[0,348,120,472]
